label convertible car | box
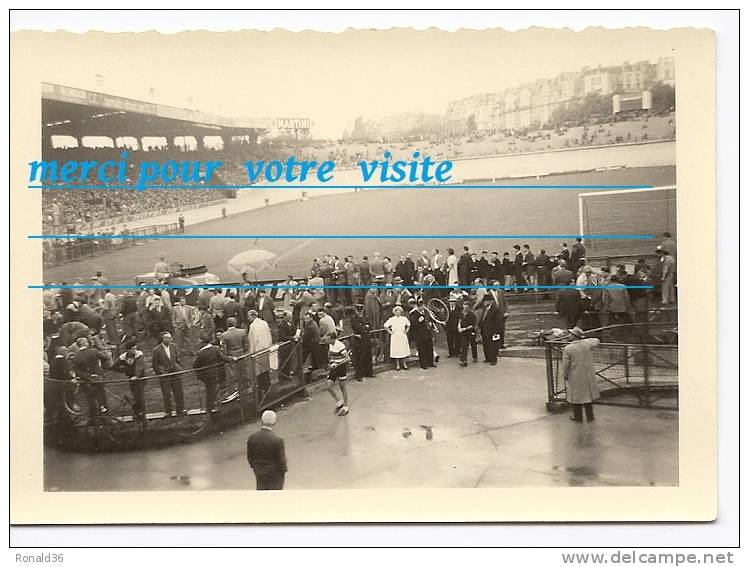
[134,263,221,286]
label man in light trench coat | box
[562,327,601,422]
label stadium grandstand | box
[41,82,676,236]
[41,82,288,232]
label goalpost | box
[578,185,677,257]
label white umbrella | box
[227,249,277,278]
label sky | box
[17,28,677,138]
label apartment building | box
[445,57,674,133]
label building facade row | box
[445,57,675,133]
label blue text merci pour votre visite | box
[29,151,454,189]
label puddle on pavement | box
[170,474,191,486]
[564,465,600,486]
[401,426,434,441]
[420,425,434,441]
[565,465,599,478]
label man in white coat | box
[248,310,272,353]
[248,310,273,398]
[562,327,601,422]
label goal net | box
[579,185,677,257]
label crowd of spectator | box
[311,113,676,167]
[43,187,228,230]
[42,231,677,427]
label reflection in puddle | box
[170,474,191,486]
[420,425,434,441]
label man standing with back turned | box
[562,327,601,423]
[246,410,288,490]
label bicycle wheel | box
[427,298,449,325]
[216,381,239,404]
[63,383,91,419]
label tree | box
[549,92,612,127]
[349,116,379,142]
[650,83,676,113]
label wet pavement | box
[44,358,678,491]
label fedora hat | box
[569,326,586,339]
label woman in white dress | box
[446,247,459,287]
[384,306,411,371]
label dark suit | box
[60,288,75,312]
[350,313,373,379]
[277,320,298,378]
[223,299,243,327]
[556,288,583,328]
[147,306,172,341]
[457,253,472,286]
[513,252,526,287]
[458,309,478,362]
[477,258,491,279]
[501,258,512,280]
[47,354,73,423]
[243,291,257,314]
[469,259,480,281]
[246,427,288,490]
[277,320,296,342]
[488,258,502,280]
[193,344,231,411]
[119,295,139,339]
[445,303,461,357]
[358,261,371,286]
[535,253,551,286]
[402,259,417,286]
[570,242,586,272]
[256,295,275,326]
[72,347,110,419]
[409,308,434,368]
[488,290,509,347]
[152,342,184,414]
[479,303,503,364]
[301,320,322,370]
[114,352,146,418]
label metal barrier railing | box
[42,223,180,267]
[585,253,662,271]
[43,197,229,234]
[544,324,678,411]
[44,339,306,452]
[249,339,306,412]
[339,327,391,366]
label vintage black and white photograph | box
[9,13,727,529]
[28,28,685,495]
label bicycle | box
[62,375,141,449]
[424,297,449,327]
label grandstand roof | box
[42,82,273,137]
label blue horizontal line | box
[30,234,655,240]
[30,184,653,190]
[29,284,655,290]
